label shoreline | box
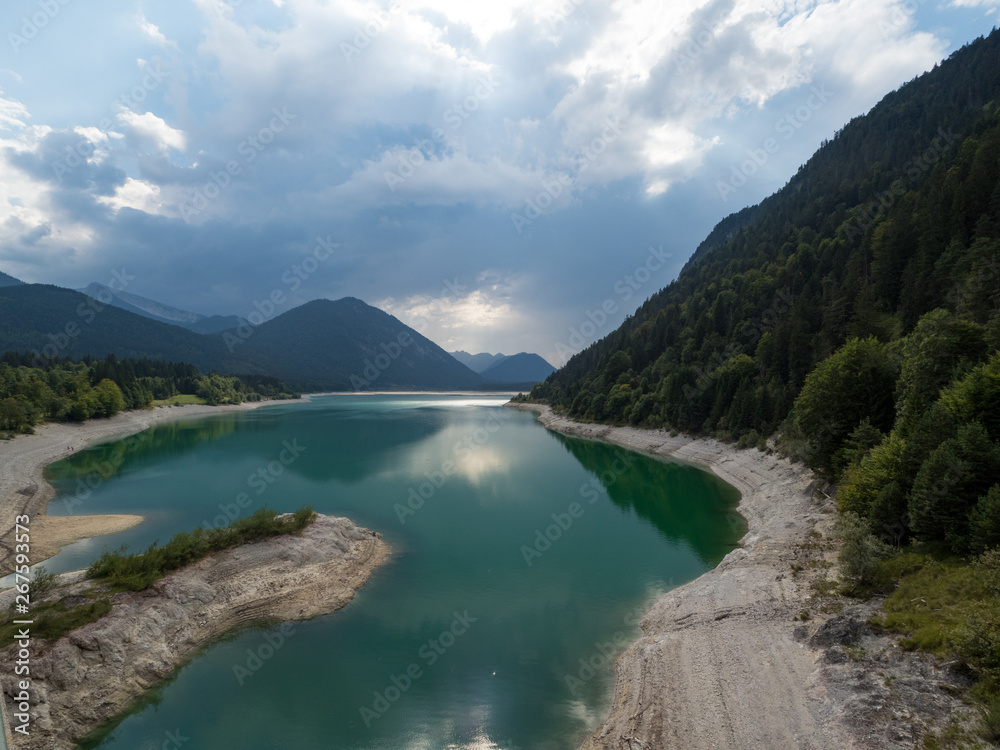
[506,404,846,748]
[509,404,978,749]
[0,398,309,575]
[0,513,391,750]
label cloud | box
[116,111,186,153]
[379,277,529,352]
[139,15,179,49]
[322,148,560,210]
[0,91,30,131]
[0,0,985,356]
[98,178,165,214]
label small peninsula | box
[0,513,390,750]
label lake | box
[40,394,744,750]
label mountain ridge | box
[0,285,484,391]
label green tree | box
[970,485,1000,552]
[894,309,987,433]
[908,422,1000,552]
[940,351,1000,442]
[93,379,126,417]
[838,431,905,519]
[793,337,898,471]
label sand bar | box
[0,399,308,575]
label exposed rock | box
[0,514,390,750]
[810,614,868,648]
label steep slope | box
[217,297,485,391]
[480,352,555,384]
[76,283,245,334]
[531,30,1000,439]
[450,350,508,372]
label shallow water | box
[40,395,743,750]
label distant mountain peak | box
[450,350,508,373]
[480,352,556,384]
[79,282,205,326]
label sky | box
[0,0,996,365]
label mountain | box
[0,284,224,367]
[450,351,508,372]
[525,29,1000,567]
[0,285,482,391]
[0,271,24,288]
[531,30,1000,441]
[76,283,247,334]
[480,352,556,384]
[220,297,485,391]
[78,282,205,328]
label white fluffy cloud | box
[3,0,950,226]
[181,0,947,207]
[116,110,186,153]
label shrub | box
[88,505,317,591]
[837,511,893,591]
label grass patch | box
[0,508,318,648]
[0,598,112,646]
[870,556,988,655]
[921,716,989,749]
[870,549,1000,742]
[88,505,317,592]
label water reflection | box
[552,432,745,566]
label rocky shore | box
[0,513,390,750]
[509,404,982,750]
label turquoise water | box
[40,395,743,750]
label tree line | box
[0,352,297,435]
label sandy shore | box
[0,399,307,575]
[510,404,980,750]
[0,513,390,750]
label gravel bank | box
[510,404,981,750]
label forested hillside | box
[526,31,1000,732]
[532,31,1000,443]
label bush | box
[27,566,57,600]
[976,548,1000,598]
[837,511,893,591]
[957,606,1000,686]
[736,429,761,450]
[971,486,1000,552]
